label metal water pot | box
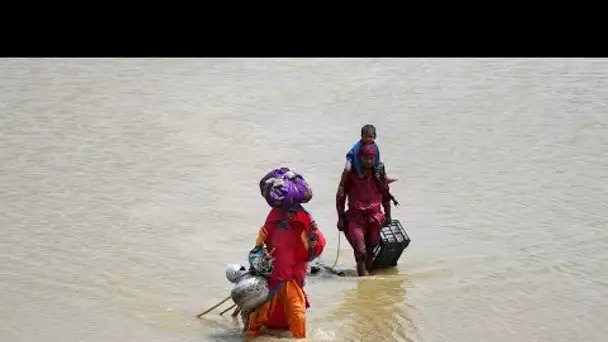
[225,264,249,283]
[230,273,270,312]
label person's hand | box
[307,233,319,261]
[309,230,319,247]
[337,216,345,231]
[263,247,275,262]
[383,215,392,227]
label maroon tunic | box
[336,166,391,261]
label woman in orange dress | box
[245,204,326,339]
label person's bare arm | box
[336,171,352,218]
[254,225,267,249]
[336,171,352,230]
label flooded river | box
[1,58,607,342]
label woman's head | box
[284,204,302,221]
[359,143,377,169]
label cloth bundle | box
[259,167,313,208]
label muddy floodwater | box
[1,58,607,342]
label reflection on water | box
[328,268,416,342]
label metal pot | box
[230,274,269,312]
[225,264,249,283]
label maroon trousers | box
[344,211,382,262]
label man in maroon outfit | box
[336,143,394,276]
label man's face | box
[361,154,376,169]
[361,133,375,144]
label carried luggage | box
[371,219,411,269]
[259,167,313,208]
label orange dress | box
[246,207,326,338]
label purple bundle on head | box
[259,167,313,208]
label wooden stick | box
[219,303,237,316]
[231,306,241,317]
[195,296,231,318]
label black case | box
[372,219,411,269]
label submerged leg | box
[245,301,271,336]
[283,279,307,339]
[344,219,369,276]
[364,222,381,273]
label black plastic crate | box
[372,219,411,269]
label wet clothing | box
[247,207,326,338]
[344,141,398,206]
[346,140,382,177]
[246,278,308,337]
[344,213,382,262]
[337,165,392,272]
